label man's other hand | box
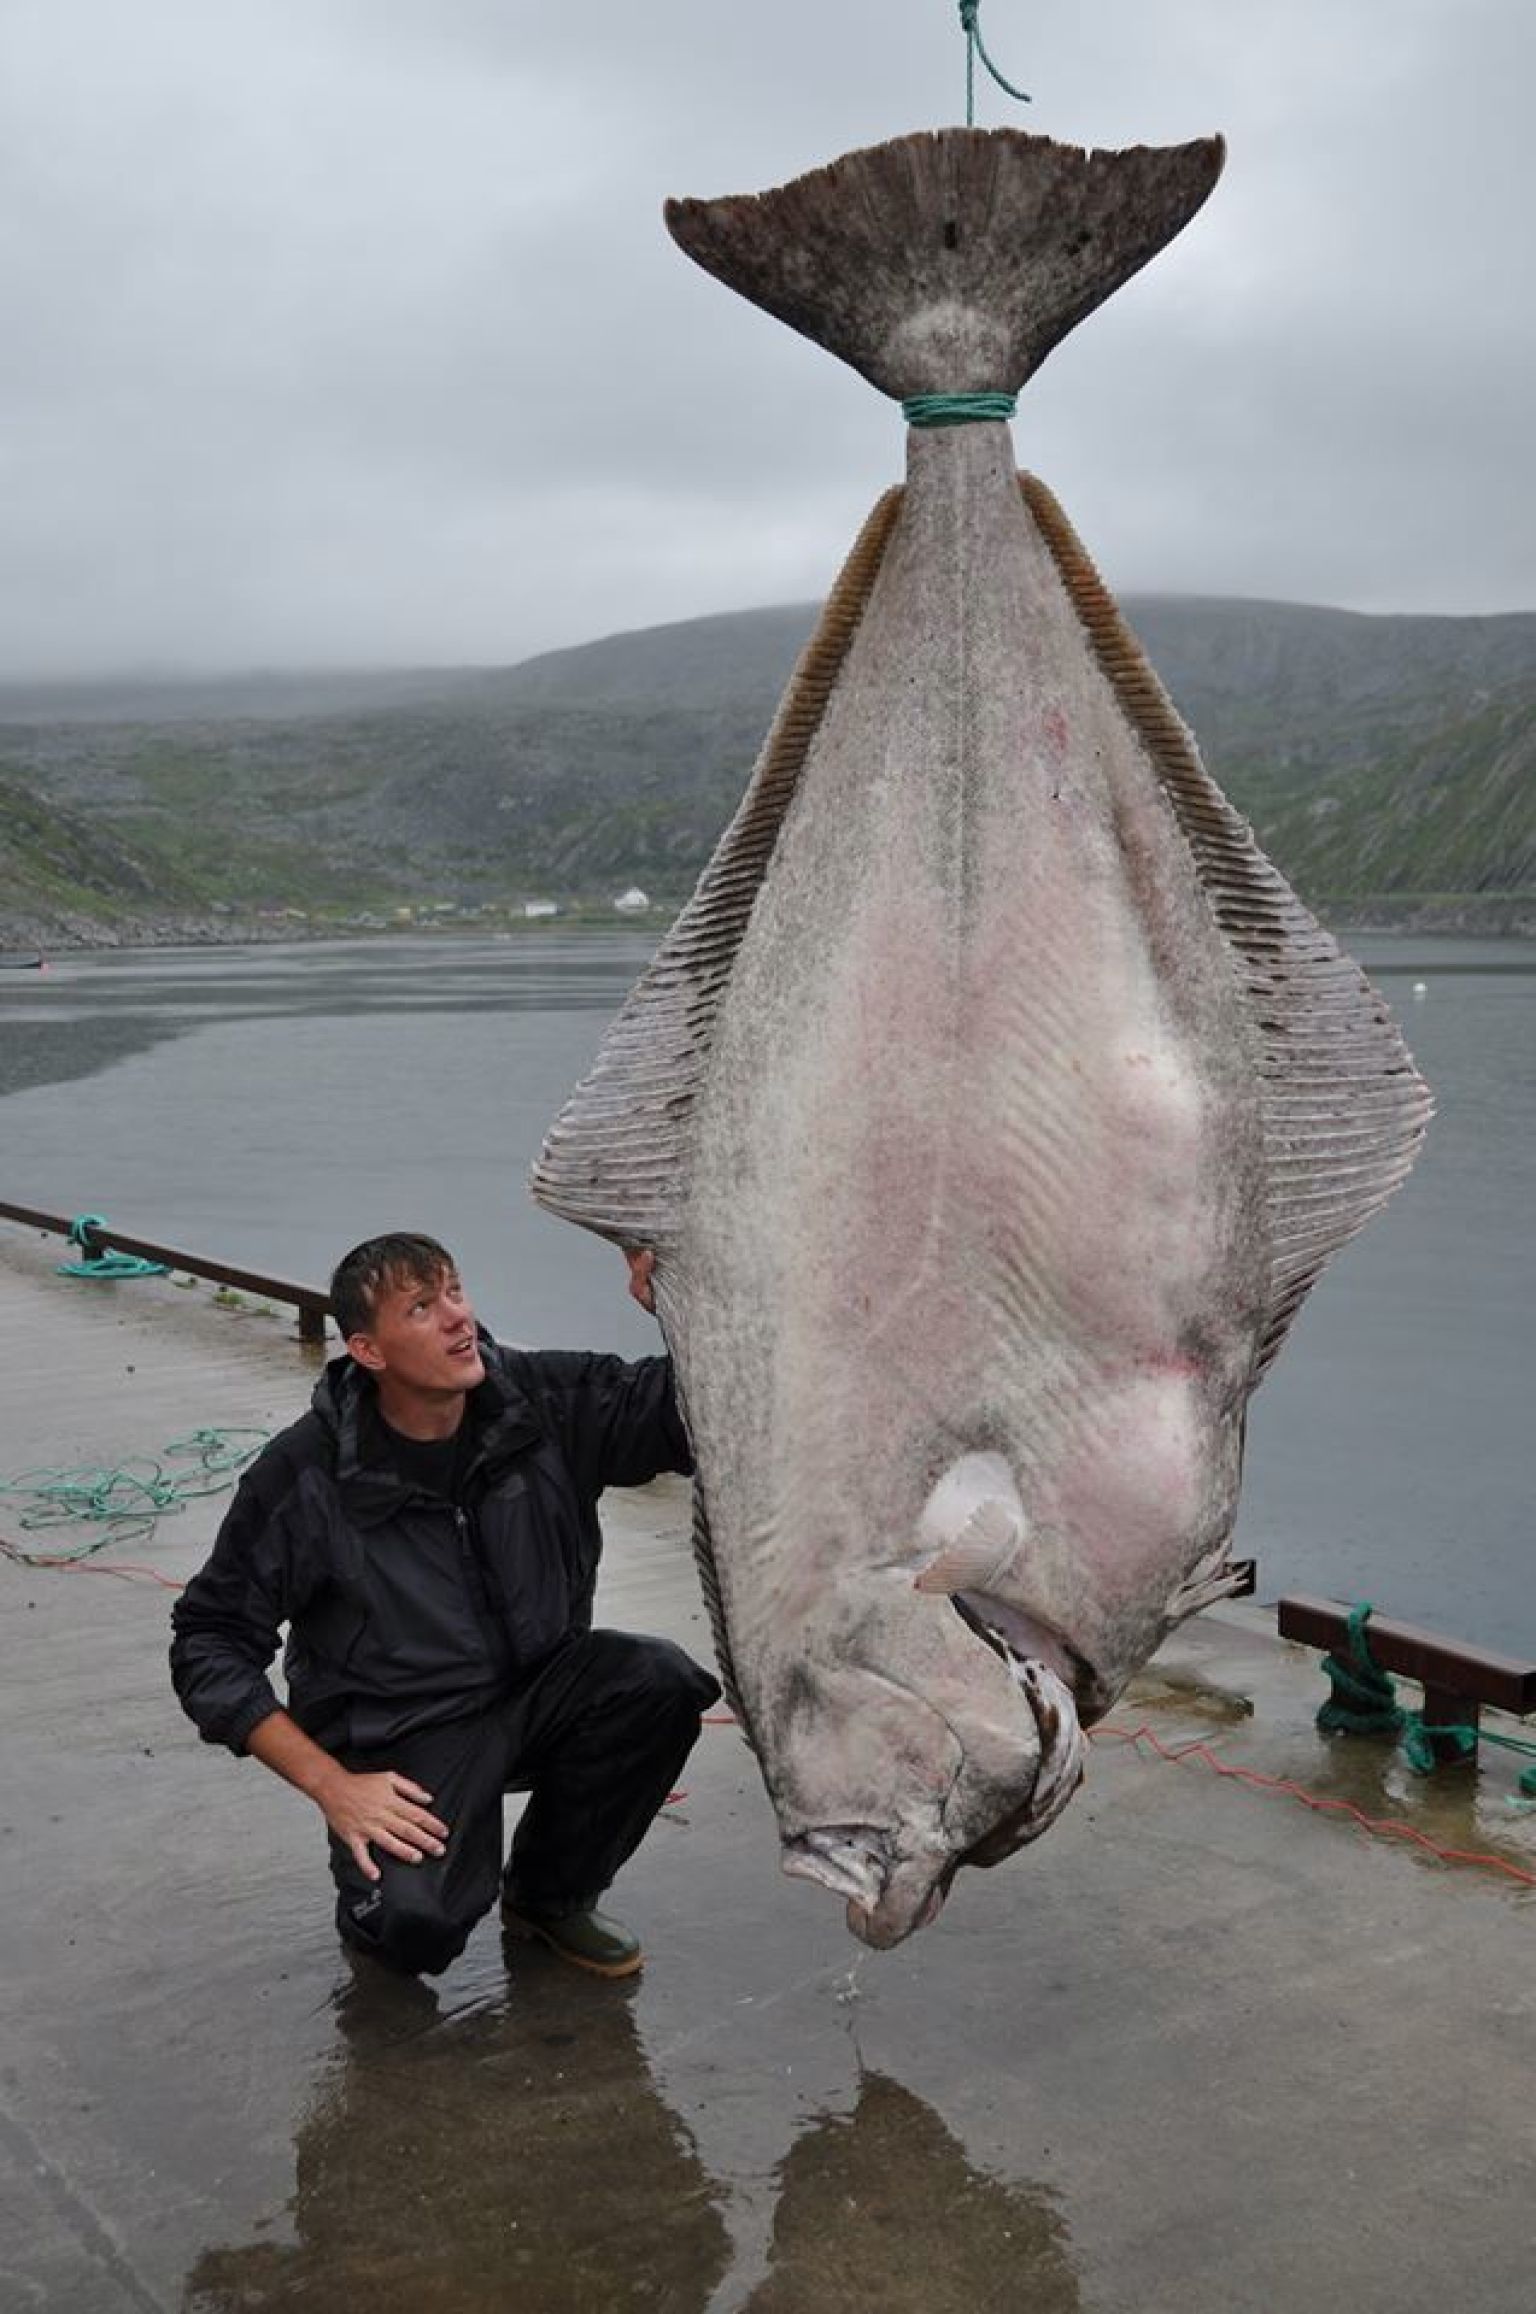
[319,1768,450,1881]
[625,1247,657,1314]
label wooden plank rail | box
[0,1197,332,1350]
[1278,1592,1536,1764]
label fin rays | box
[1022,471,1432,1379]
[529,486,904,1248]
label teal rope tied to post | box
[902,391,1018,428]
[1316,1601,1536,1795]
[1316,1602,1403,1737]
[959,1,1032,125]
[55,1213,168,1281]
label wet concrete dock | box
[4,1214,1534,2313]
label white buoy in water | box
[1412,981,1428,999]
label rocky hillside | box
[2,593,1533,947]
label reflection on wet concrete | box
[181,1953,1079,2314]
[743,2072,1078,2314]
[183,1946,733,2314]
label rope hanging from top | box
[959,1,1031,126]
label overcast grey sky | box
[1,0,1531,677]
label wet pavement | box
[4,1217,1535,2313]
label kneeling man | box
[170,1232,719,1978]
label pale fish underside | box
[531,129,1431,1947]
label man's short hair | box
[330,1233,458,1342]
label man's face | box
[349,1265,486,1397]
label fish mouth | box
[779,1654,1085,1949]
[781,1824,893,1911]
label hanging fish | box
[532,128,1431,1947]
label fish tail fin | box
[665,127,1223,404]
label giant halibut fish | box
[532,128,1431,1947]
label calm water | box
[2,930,1532,1651]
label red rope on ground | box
[7,1575,1522,1887]
[1091,1721,1536,1889]
[1,1537,184,1589]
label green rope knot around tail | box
[55,1213,168,1282]
[1316,1602,1536,1794]
[902,392,1018,428]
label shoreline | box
[6,898,1535,954]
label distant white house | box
[523,900,559,919]
[613,886,650,913]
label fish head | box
[770,1630,1084,1950]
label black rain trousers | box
[331,1628,720,1976]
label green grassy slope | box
[2,593,1533,943]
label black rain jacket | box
[169,1336,691,1758]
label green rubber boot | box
[501,1902,644,1979]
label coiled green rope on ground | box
[0,1428,268,1562]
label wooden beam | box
[1277,1593,1536,1717]
[0,1199,331,1343]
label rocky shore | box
[6,890,1532,954]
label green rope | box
[0,1428,268,1561]
[55,1213,168,1282]
[1316,1602,1402,1736]
[902,392,1018,428]
[959,1,1031,125]
[1316,1601,1536,1795]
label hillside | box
[2,592,1534,947]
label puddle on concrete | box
[177,1944,1080,2314]
[1114,1615,1536,1894]
[181,1950,733,2312]
[736,2068,1078,2314]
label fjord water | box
[1,931,1531,1652]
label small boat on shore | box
[0,956,46,972]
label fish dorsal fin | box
[665,129,1224,402]
[1022,472,1433,1381]
[529,483,903,1250]
[913,1453,1027,1596]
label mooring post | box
[1421,1688,1481,1766]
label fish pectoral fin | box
[912,1496,1025,1596]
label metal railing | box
[0,1198,331,1349]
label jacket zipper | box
[453,1504,511,1670]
